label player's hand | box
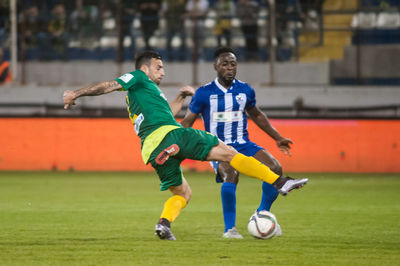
[276,137,293,156]
[63,90,77,109]
[179,86,195,98]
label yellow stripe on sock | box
[160,195,187,223]
[230,153,279,184]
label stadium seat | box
[376,12,400,28]
[351,12,377,29]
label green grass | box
[0,171,399,266]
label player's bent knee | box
[223,176,238,184]
[270,162,283,176]
[219,163,239,184]
[169,180,192,203]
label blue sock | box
[257,182,279,212]
[221,182,237,232]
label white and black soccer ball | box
[248,210,278,239]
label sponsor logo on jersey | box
[134,113,144,135]
[212,111,243,122]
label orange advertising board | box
[0,118,399,173]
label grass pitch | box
[0,171,399,266]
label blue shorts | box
[210,141,263,183]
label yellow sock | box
[230,153,280,184]
[160,195,187,223]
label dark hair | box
[135,50,162,69]
[214,47,236,61]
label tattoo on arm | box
[76,80,122,97]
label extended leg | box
[206,141,308,195]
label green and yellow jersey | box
[115,70,181,164]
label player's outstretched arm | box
[247,106,293,156]
[180,110,198,128]
[169,85,195,117]
[63,80,122,109]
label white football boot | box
[222,227,244,239]
[278,177,308,196]
[274,222,282,237]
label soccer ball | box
[248,210,278,239]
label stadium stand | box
[331,0,400,85]
[1,0,400,86]
[1,0,309,62]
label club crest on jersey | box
[235,94,244,103]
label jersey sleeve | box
[115,70,144,91]
[188,87,206,115]
[246,85,256,109]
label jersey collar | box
[215,78,236,93]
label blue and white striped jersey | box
[188,78,256,147]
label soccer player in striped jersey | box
[181,47,297,239]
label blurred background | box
[0,0,399,172]
[1,0,400,117]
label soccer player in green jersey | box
[63,50,308,240]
